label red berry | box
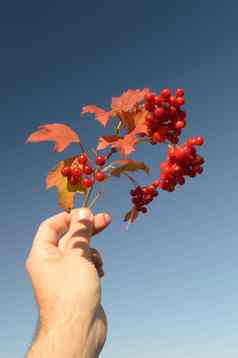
[177,176,185,185]
[83,165,94,175]
[144,102,155,111]
[175,88,185,97]
[144,92,155,102]
[154,107,165,119]
[151,179,160,188]
[141,207,147,213]
[175,120,186,129]
[71,167,82,178]
[95,155,106,166]
[154,95,163,106]
[160,88,171,99]
[95,171,106,182]
[195,136,204,146]
[68,175,79,186]
[169,96,177,106]
[61,166,72,177]
[187,137,197,147]
[78,153,88,165]
[176,97,185,106]
[82,177,93,187]
[152,131,163,143]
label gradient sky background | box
[1,0,238,357]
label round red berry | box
[71,167,82,178]
[175,120,185,129]
[141,207,147,214]
[95,171,106,182]
[169,96,177,106]
[78,153,88,165]
[160,88,171,99]
[83,165,94,175]
[82,177,93,188]
[175,88,185,97]
[144,92,155,103]
[68,175,79,186]
[154,95,163,106]
[195,136,204,146]
[61,166,72,177]
[176,97,185,106]
[95,155,106,166]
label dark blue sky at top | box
[1,1,238,357]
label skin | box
[25,207,111,358]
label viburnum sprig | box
[25,87,206,227]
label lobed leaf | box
[25,123,80,152]
[81,105,112,127]
[97,135,119,150]
[111,88,150,113]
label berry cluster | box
[142,88,186,145]
[61,153,107,188]
[130,184,159,213]
[157,136,205,192]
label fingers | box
[33,211,71,248]
[93,212,111,236]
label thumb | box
[65,208,94,257]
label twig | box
[82,186,93,207]
[106,148,117,161]
[88,190,104,209]
[123,173,139,187]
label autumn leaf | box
[46,156,87,212]
[81,105,112,127]
[111,88,150,113]
[97,135,119,150]
[112,120,148,157]
[109,159,149,177]
[124,206,139,223]
[26,123,80,152]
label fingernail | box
[103,213,111,223]
[78,208,93,221]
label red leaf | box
[111,88,150,112]
[81,105,112,127]
[26,123,80,152]
[97,135,119,150]
[112,121,148,157]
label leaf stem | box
[106,147,117,161]
[82,186,93,207]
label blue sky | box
[1,0,238,357]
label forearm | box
[26,316,99,358]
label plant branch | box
[88,189,104,209]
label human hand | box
[25,207,111,358]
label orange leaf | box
[111,88,150,113]
[26,123,80,152]
[46,156,87,212]
[124,206,139,223]
[97,135,119,150]
[112,121,148,157]
[81,105,112,127]
[109,160,149,177]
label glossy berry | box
[95,155,106,166]
[71,167,82,178]
[78,153,88,165]
[83,165,94,175]
[68,175,79,186]
[61,166,72,177]
[194,136,204,146]
[176,97,185,106]
[175,88,185,97]
[141,207,147,213]
[144,92,155,102]
[82,177,93,188]
[160,88,171,99]
[154,95,163,106]
[95,171,106,182]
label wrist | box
[26,314,98,358]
